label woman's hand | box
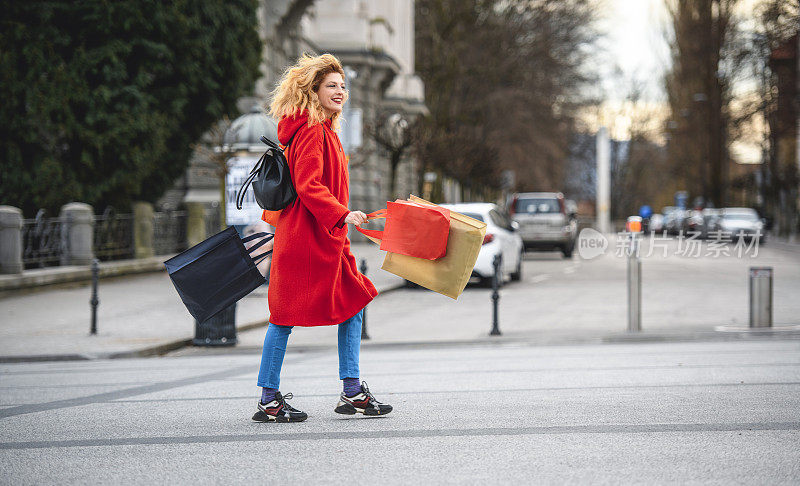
[344,211,368,226]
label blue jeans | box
[256,310,363,389]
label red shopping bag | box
[356,200,450,260]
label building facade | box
[167,0,426,240]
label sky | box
[580,0,674,141]
[598,0,672,103]
[598,0,761,102]
[594,0,762,155]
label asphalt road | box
[1,339,799,484]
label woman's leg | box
[337,309,363,394]
[334,309,393,415]
[257,323,293,391]
[253,323,307,423]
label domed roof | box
[223,104,278,151]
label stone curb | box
[0,255,174,294]
[4,318,799,363]
[162,327,800,358]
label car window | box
[515,198,559,214]
[460,212,484,222]
[723,210,758,220]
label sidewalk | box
[0,243,402,361]
[4,235,800,362]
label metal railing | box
[93,207,134,261]
[154,210,188,255]
[20,205,197,268]
[22,210,65,269]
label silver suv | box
[509,192,577,258]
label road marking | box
[530,274,550,283]
[0,354,322,419]
[3,422,800,449]
[0,365,253,419]
[109,381,800,403]
[563,267,576,274]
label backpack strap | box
[261,133,296,152]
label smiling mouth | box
[332,97,342,104]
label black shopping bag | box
[164,226,273,323]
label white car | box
[440,203,524,285]
[712,207,765,242]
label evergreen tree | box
[0,0,261,215]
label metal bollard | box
[627,233,641,332]
[90,258,99,335]
[360,258,370,340]
[490,253,502,336]
[749,267,773,328]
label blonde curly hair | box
[269,53,348,131]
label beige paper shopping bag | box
[363,195,486,299]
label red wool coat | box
[262,111,378,326]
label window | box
[461,212,484,222]
[515,198,559,214]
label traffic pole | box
[490,254,502,336]
[626,217,642,332]
[90,258,99,335]
[360,258,370,340]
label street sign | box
[674,191,688,209]
[501,170,515,190]
[225,155,264,226]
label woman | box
[253,53,393,423]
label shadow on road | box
[521,251,573,261]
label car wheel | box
[561,244,573,258]
[510,251,523,281]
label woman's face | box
[316,72,346,117]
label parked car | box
[682,209,705,236]
[649,213,665,233]
[701,208,721,238]
[662,206,686,235]
[710,208,765,243]
[509,192,577,258]
[440,203,524,285]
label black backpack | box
[236,135,296,211]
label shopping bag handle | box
[251,250,272,265]
[242,232,274,252]
[242,231,271,243]
[354,210,386,241]
[242,232,274,263]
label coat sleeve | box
[290,124,350,231]
[261,209,282,227]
